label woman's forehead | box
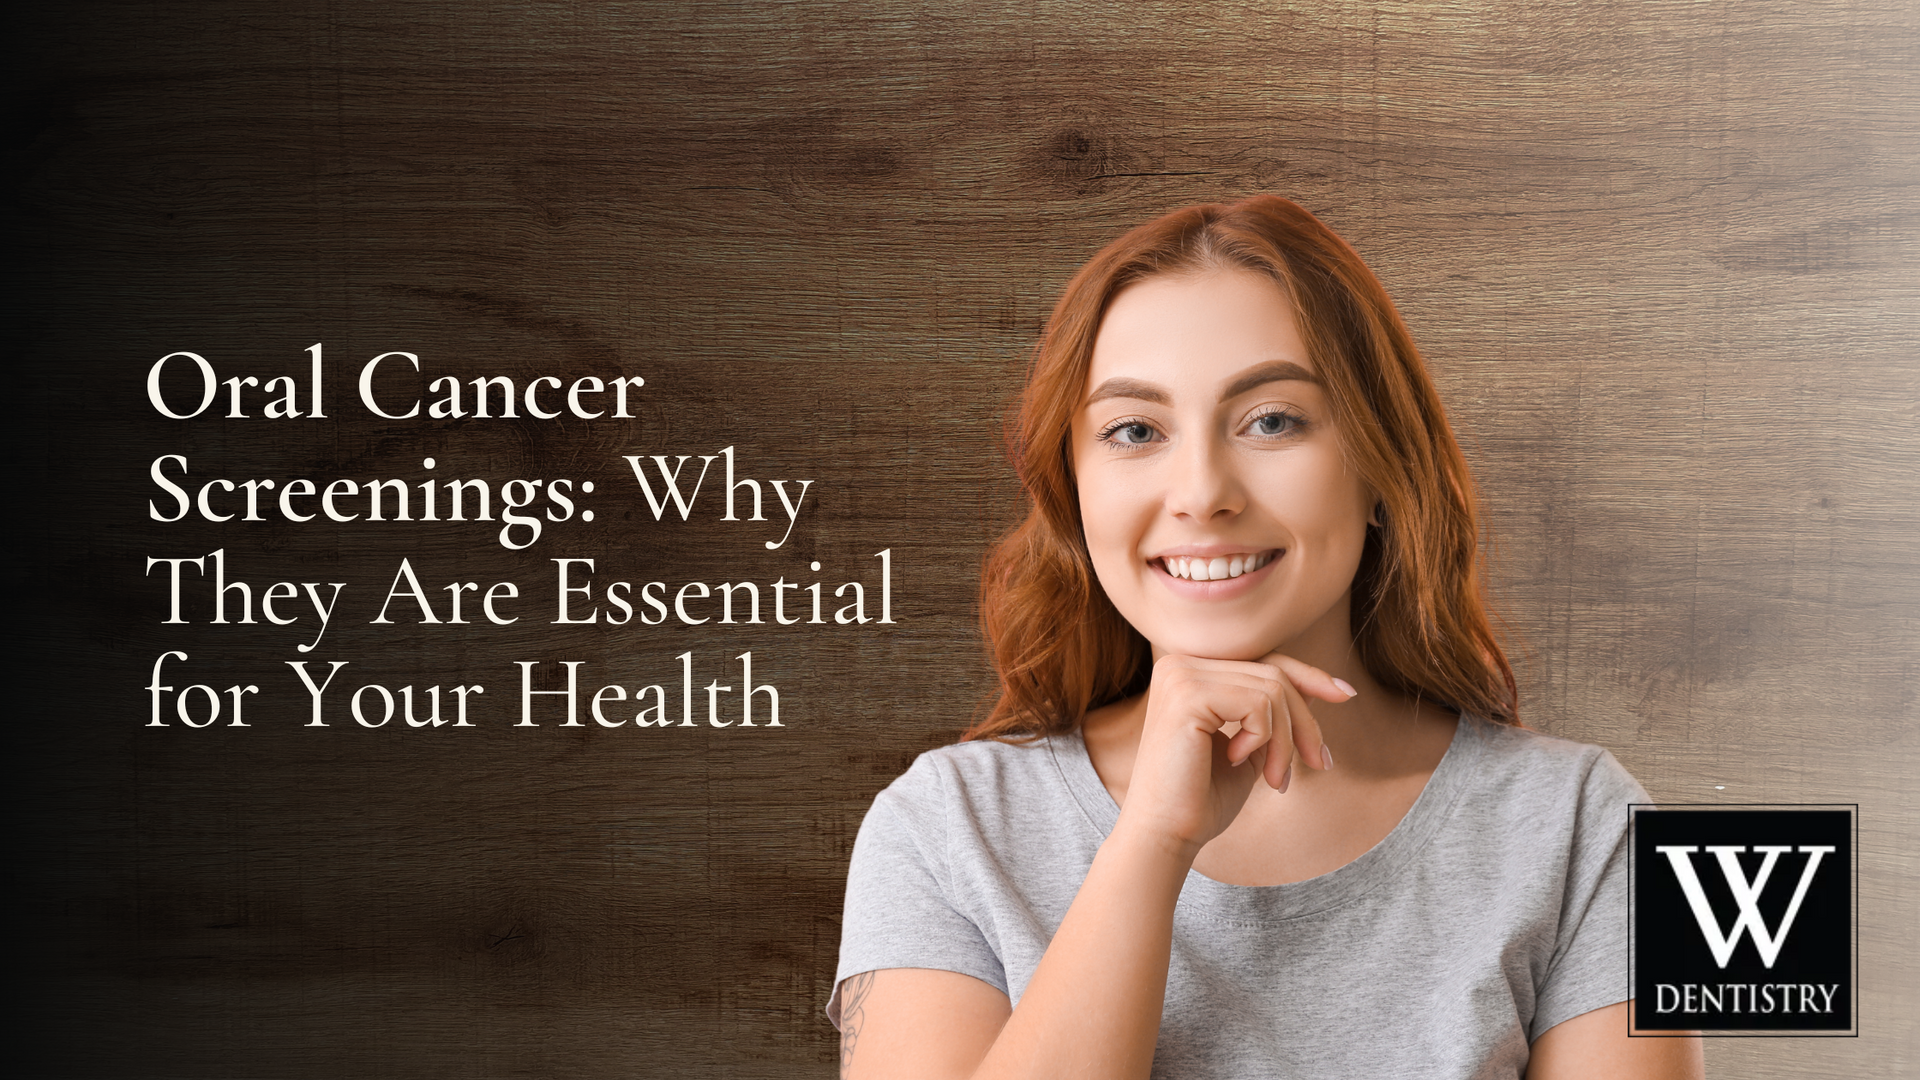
[1086,269,1315,401]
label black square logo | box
[1630,805,1857,1036]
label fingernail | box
[1332,678,1357,699]
[1321,743,1335,770]
[1277,763,1293,794]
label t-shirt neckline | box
[1047,711,1489,923]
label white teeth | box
[1164,551,1273,581]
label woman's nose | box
[1163,435,1245,522]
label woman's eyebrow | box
[1084,361,1317,408]
[1085,377,1169,406]
[1222,360,1318,399]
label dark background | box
[7,2,1916,1076]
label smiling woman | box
[829,197,1704,1079]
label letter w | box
[1656,845,1835,968]
[622,454,717,521]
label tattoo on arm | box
[838,971,876,1079]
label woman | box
[830,196,1704,1079]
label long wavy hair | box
[966,195,1516,741]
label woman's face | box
[1071,267,1374,662]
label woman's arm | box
[835,969,1008,1080]
[839,653,1342,1080]
[1525,1001,1704,1080]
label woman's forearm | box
[969,817,1197,1080]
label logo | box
[1631,806,1857,1036]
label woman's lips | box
[1151,548,1282,596]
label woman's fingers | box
[1260,652,1358,705]
[1277,678,1331,771]
[1201,677,1275,766]
[1260,730,1292,791]
[1153,655,1283,745]
[1257,653,1349,771]
[1248,688,1291,790]
[1222,694,1271,766]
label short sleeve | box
[1528,749,1651,1040]
[827,757,1008,1030]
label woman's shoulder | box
[1419,717,1650,916]
[1456,713,1652,812]
[852,733,1104,889]
[870,734,1083,827]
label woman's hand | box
[1117,651,1351,855]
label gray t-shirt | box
[830,713,1650,1079]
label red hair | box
[968,195,1516,741]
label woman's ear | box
[1367,500,1385,528]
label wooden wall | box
[9,1,1916,1075]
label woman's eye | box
[1248,410,1302,437]
[1097,418,1160,446]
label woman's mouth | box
[1155,549,1280,582]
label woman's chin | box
[1148,631,1287,663]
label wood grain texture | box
[6,1,1915,1075]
